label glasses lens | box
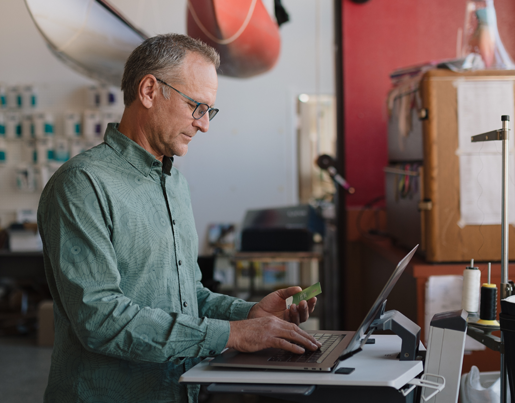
[208,109,219,121]
[194,104,208,119]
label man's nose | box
[193,113,210,133]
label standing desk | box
[180,335,424,403]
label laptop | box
[210,244,419,372]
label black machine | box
[239,205,325,252]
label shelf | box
[233,251,322,262]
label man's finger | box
[299,326,321,347]
[289,304,300,326]
[297,301,309,323]
[278,324,320,350]
[275,338,305,354]
[276,286,302,300]
[307,297,317,314]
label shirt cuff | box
[200,318,231,357]
[230,301,257,321]
[199,301,256,357]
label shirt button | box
[209,350,216,356]
[183,301,188,307]
[153,161,159,166]
[178,260,182,266]
[172,220,176,225]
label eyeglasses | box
[155,77,219,121]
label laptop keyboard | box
[268,333,345,364]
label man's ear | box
[138,75,159,109]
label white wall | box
[0,0,334,253]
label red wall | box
[343,0,515,207]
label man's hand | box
[248,286,317,326]
[227,316,321,354]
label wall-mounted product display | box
[32,112,54,139]
[53,138,70,163]
[5,111,22,139]
[83,110,102,140]
[0,85,6,107]
[87,86,118,108]
[14,163,36,192]
[0,83,122,192]
[63,112,81,138]
[1,84,37,110]
[0,138,6,164]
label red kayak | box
[187,0,281,78]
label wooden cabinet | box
[419,70,515,262]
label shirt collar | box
[104,123,173,176]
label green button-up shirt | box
[37,123,254,403]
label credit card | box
[286,282,322,309]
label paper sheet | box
[457,80,515,226]
[459,154,515,225]
[425,275,485,351]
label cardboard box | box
[37,300,54,347]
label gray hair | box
[121,33,220,106]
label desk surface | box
[180,335,423,390]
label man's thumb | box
[278,286,302,299]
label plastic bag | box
[460,366,511,403]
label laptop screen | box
[339,244,419,359]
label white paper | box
[459,154,515,225]
[457,80,515,226]
[425,275,485,351]
[457,81,515,153]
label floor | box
[0,335,288,403]
[0,336,53,403]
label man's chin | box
[171,147,188,157]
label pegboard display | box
[0,83,123,227]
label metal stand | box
[372,309,421,361]
[471,115,513,403]
[467,323,502,352]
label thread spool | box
[477,262,500,327]
[462,258,481,316]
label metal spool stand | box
[470,115,513,403]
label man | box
[38,34,319,403]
